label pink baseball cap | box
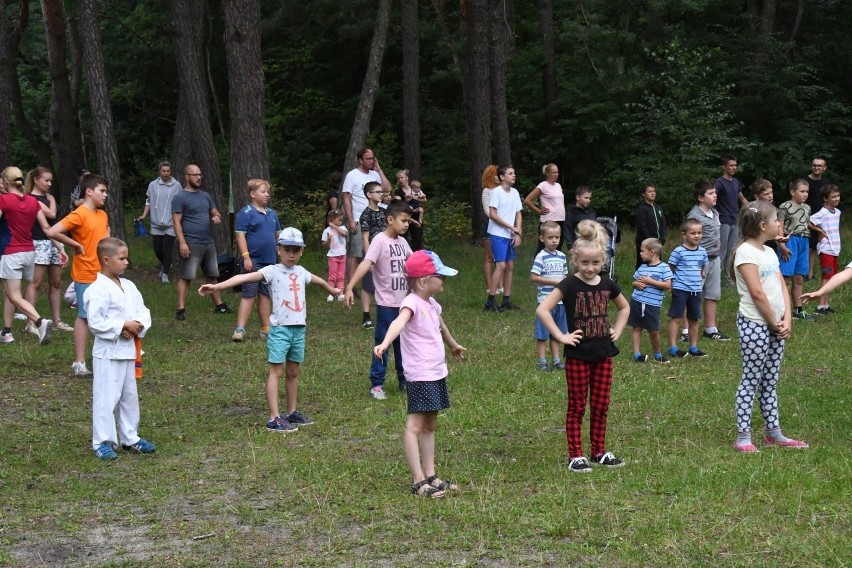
[405,250,458,278]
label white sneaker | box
[37,319,54,345]
[337,293,345,301]
[25,323,40,337]
[326,294,334,302]
[370,386,387,400]
[14,312,26,321]
[496,287,504,295]
[0,333,14,344]
[54,321,74,331]
[161,273,170,284]
[72,361,92,377]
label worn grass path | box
[1,228,849,566]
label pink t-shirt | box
[0,193,40,254]
[400,294,447,382]
[536,181,565,222]
[364,232,411,307]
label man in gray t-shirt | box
[171,164,231,320]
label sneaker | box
[13,312,26,321]
[266,416,298,433]
[0,333,14,344]
[25,323,39,337]
[500,302,521,311]
[337,293,345,301]
[703,330,731,341]
[37,319,54,345]
[214,303,233,314]
[94,443,118,461]
[568,456,592,473]
[161,273,170,284]
[175,309,186,321]
[552,361,566,371]
[326,294,335,302]
[536,362,551,371]
[652,354,671,364]
[362,319,374,329]
[370,386,387,400]
[764,437,809,448]
[823,306,836,314]
[733,441,759,453]
[72,361,93,377]
[259,330,268,340]
[685,348,708,358]
[495,287,503,295]
[590,451,625,468]
[792,310,817,321]
[670,348,689,358]
[679,331,689,343]
[232,327,245,342]
[286,410,315,426]
[633,354,648,363]
[54,321,74,331]
[483,302,502,313]
[121,438,157,453]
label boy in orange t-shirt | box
[48,173,110,376]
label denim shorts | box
[534,304,568,340]
[75,281,92,319]
[239,260,270,299]
[668,288,702,320]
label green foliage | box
[422,198,470,245]
[271,188,328,251]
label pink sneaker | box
[764,437,809,448]
[733,442,759,453]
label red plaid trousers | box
[564,356,613,459]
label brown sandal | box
[426,474,458,492]
[412,479,445,499]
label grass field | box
[1,224,850,567]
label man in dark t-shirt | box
[805,157,828,279]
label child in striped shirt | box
[667,219,708,358]
[807,184,841,314]
[530,221,569,371]
[629,238,673,363]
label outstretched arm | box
[198,271,264,295]
[801,267,852,302]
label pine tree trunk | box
[78,0,124,240]
[223,0,269,210]
[40,0,86,216]
[343,0,392,172]
[464,0,491,238]
[489,0,512,167]
[0,0,12,167]
[170,0,230,252]
[400,0,421,180]
[539,0,557,109]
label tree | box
[343,0,391,172]
[170,0,230,251]
[538,0,557,109]
[223,0,269,209]
[78,0,125,239]
[40,0,85,214]
[400,0,421,180]
[488,0,512,166]
[0,0,11,166]
[464,0,491,238]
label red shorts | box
[819,253,839,280]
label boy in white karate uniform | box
[84,237,154,461]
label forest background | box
[2,0,851,248]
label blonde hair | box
[641,237,663,257]
[571,220,609,266]
[247,179,270,195]
[1,166,25,189]
[542,163,557,176]
[24,166,52,194]
[410,180,422,190]
[97,237,128,260]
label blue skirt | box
[406,378,450,414]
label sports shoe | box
[685,348,708,358]
[652,354,671,364]
[764,437,809,448]
[733,441,759,453]
[214,303,233,314]
[259,330,268,340]
[633,354,648,363]
[792,310,817,321]
[337,293,345,301]
[670,348,689,358]
[679,331,689,343]
[37,319,54,345]
[552,361,566,370]
[500,302,521,311]
[362,319,374,329]
[161,273,170,284]
[370,386,387,400]
[13,312,26,321]
[72,361,93,377]
[25,323,39,337]
[568,457,592,473]
[266,416,298,433]
[54,321,74,331]
[823,306,836,314]
[590,451,625,468]
[232,327,245,342]
[286,410,315,426]
[0,333,15,344]
[121,438,157,453]
[175,309,186,321]
[326,294,335,302]
[703,330,731,341]
[536,362,551,371]
[483,302,502,313]
[94,443,118,461]
[495,287,503,295]
[814,307,829,315]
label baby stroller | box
[596,216,619,281]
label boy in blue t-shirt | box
[667,219,708,358]
[530,222,568,371]
[629,238,673,363]
[232,180,282,342]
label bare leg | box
[791,275,804,308]
[360,290,371,314]
[257,293,271,329]
[404,413,426,483]
[284,360,300,415]
[236,296,255,328]
[704,299,717,329]
[266,363,283,419]
[418,412,439,479]
[176,278,190,310]
[3,294,13,328]
[25,264,47,325]
[649,331,662,355]
[482,239,494,290]
[536,339,547,360]
[74,317,88,362]
[549,338,561,360]
[3,280,40,321]
[502,260,515,297]
[631,327,642,354]
[47,264,63,323]
[687,318,700,349]
[668,318,681,350]
[489,262,506,295]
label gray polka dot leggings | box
[735,313,785,433]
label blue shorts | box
[628,299,662,332]
[267,325,306,364]
[239,260,270,299]
[779,235,809,277]
[490,235,516,263]
[75,281,92,319]
[668,288,702,321]
[534,303,568,341]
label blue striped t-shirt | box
[631,262,674,307]
[531,249,568,303]
[668,245,708,293]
